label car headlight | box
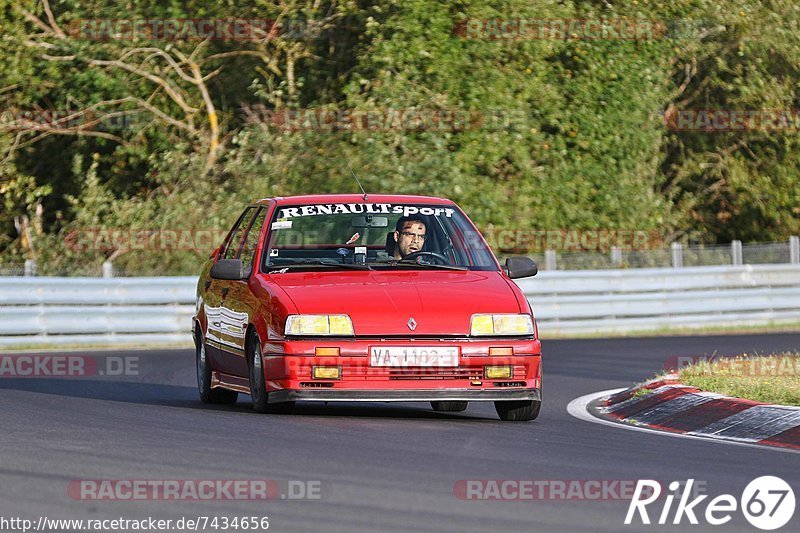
[470,314,533,336]
[285,314,354,336]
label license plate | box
[369,346,459,367]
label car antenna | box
[347,163,368,201]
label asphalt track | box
[2,333,799,532]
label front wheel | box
[196,334,238,405]
[248,334,294,414]
[495,400,540,421]
[431,401,468,412]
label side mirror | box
[505,256,538,279]
[210,259,250,280]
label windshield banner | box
[278,204,455,219]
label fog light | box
[312,366,341,379]
[315,347,340,356]
[485,366,513,379]
[489,347,513,356]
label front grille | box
[494,381,527,387]
[388,368,481,380]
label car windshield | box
[262,202,499,271]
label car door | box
[217,207,269,377]
[205,206,258,372]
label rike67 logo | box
[626,477,795,530]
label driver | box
[392,216,426,260]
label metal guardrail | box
[0,265,799,346]
[0,277,196,347]
[515,264,800,334]
[501,236,800,271]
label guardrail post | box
[670,242,683,268]
[791,236,800,264]
[23,259,36,277]
[544,250,557,271]
[102,261,114,278]
[731,240,743,266]
[610,246,622,266]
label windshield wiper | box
[375,260,467,271]
[268,260,372,271]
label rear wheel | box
[196,333,238,405]
[430,401,468,412]
[248,333,294,414]
[494,400,540,421]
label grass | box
[679,352,800,407]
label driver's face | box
[394,221,426,259]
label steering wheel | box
[402,251,450,265]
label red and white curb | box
[568,375,800,452]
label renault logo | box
[407,317,417,331]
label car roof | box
[253,194,456,207]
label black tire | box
[430,401,468,412]
[494,400,541,421]
[196,333,238,405]
[248,333,295,414]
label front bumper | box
[269,388,541,403]
[261,338,542,400]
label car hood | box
[269,269,521,336]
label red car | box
[193,194,541,421]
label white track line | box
[566,388,800,455]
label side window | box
[238,208,267,268]
[221,207,257,260]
